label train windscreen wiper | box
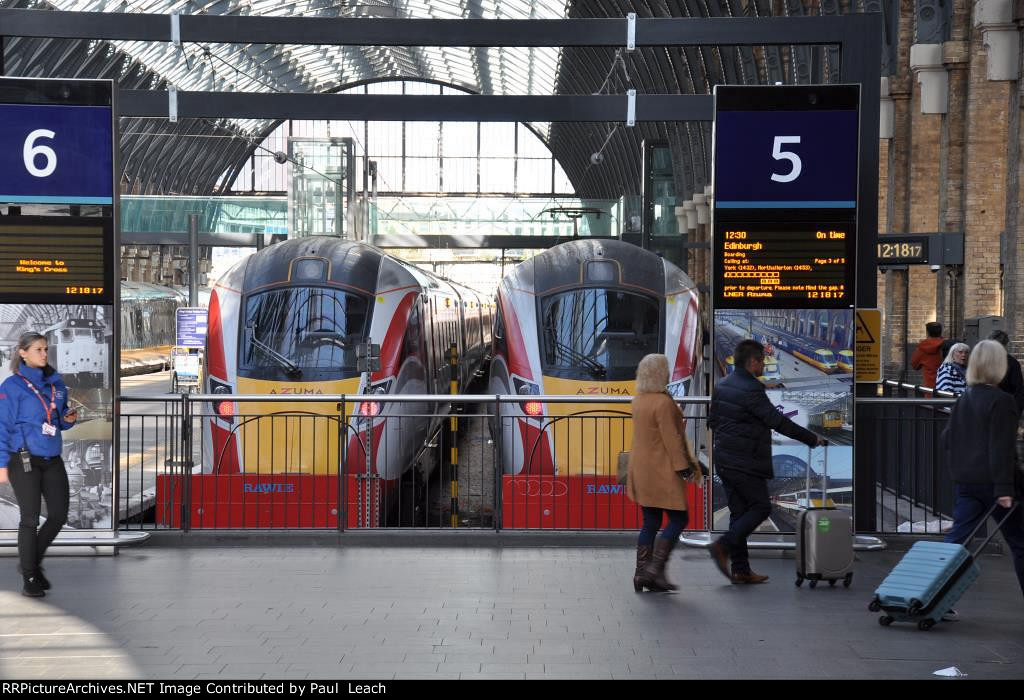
[247,327,303,377]
[547,332,606,378]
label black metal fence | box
[858,389,957,535]
[119,390,969,535]
[118,394,712,532]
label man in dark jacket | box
[708,339,823,583]
[989,330,1024,414]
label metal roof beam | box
[0,10,873,47]
[118,90,715,121]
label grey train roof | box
[0,0,898,200]
[503,238,695,298]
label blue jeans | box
[944,483,1024,598]
[639,507,689,547]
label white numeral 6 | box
[24,129,57,178]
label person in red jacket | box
[911,322,945,389]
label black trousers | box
[7,452,69,575]
[718,469,772,574]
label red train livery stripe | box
[517,418,554,475]
[673,292,700,382]
[375,291,417,381]
[207,289,227,380]
[499,291,533,381]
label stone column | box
[963,0,1016,320]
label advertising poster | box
[0,304,113,530]
[712,308,853,533]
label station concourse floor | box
[0,541,1021,681]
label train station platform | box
[0,542,1021,681]
[121,346,171,376]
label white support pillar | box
[909,43,949,114]
[974,0,1020,80]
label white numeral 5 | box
[770,136,801,183]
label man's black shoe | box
[708,539,732,581]
[18,565,50,591]
[22,574,45,597]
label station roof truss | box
[0,0,888,209]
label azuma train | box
[489,239,702,478]
[201,237,492,487]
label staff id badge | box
[42,423,56,436]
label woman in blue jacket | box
[0,332,77,597]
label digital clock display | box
[0,216,113,303]
[713,220,856,309]
[877,237,929,264]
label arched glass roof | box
[1,0,894,201]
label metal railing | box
[118,393,711,532]
[117,391,970,537]
[858,393,957,535]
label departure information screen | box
[713,220,855,309]
[0,217,113,304]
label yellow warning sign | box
[855,309,882,383]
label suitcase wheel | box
[917,619,935,631]
[908,599,923,616]
[843,573,853,588]
[809,579,818,589]
[868,598,881,612]
[879,615,894,627]
[795,576,804,587]
[829,579,836,587]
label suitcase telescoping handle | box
[805,439,828,509]
[963,501,1021,558]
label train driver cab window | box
[541,289,659,380]
[242,287,369,379]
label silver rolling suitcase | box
[795,445,854,588]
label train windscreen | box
[540,288,659,380]
[241,287,369,379]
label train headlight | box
[211,382,234,420]
[513,377,542,416]
[359,401,380,417]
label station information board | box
[715,220,854,308]
[712,84,860,310]
[0,217,113,304]
[0,78,116,305]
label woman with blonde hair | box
[936,342,969,396]
[626,353,703,592]
[942,339,1024,607]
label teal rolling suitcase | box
[869,502,1019,630]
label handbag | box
[617,451,630,485]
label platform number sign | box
[0,84,114,205]
[712,85,860,309]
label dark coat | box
[942,384,1020,497]
[709,368,819,479]
[998,353,1024,414]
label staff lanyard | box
[15,372,56,425]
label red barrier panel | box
[155,474,364,528]
[501,475,706,529]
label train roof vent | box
[586,260,617,284]
[290,257,328,282]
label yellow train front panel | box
[541,377,635,477]
[233,377,362,475]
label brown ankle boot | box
[641,538,679,592]
[633,544,653,592]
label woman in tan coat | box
[627,353,703,592]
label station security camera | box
[930,264,941,272]
[590,152,605,166]
[273,151,289,165]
